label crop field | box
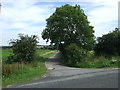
[2,49,13,61]
[1,49,57,61]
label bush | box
[94,28,120,57]
[7,34,38,63]
[61,43,87,66]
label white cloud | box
[1,1,54,46]
[0,0,118,46]
[86,0,118,37]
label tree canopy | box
[94,28,120,57]
[42,4,95,51]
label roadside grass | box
[76,54,120,68]
[61,51,120,68]
[2,49,58,87]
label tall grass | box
[60,50,120,68]
[76,55,120,68]
[2,62,26,77]
[2,49,58,87]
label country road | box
[8,53,119,88]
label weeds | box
[2,62,26,77]
[2,49,58,87]
[76,56,120,68]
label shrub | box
[61,43,87,66]
[7,34,38,63]
[94,28,120,57]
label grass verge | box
[61,51,120,68]
[76,56,120,68]
[2,49,58,87]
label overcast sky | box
[0,0,118,46]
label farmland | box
[2,49,55,61]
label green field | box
[2,49,56,61]
[2,48,58,87]
[1,49,13,61]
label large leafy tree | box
[42,4,95,52]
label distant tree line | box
[43,45,56,50]
[1,45,56,50]
[1,46,11,49]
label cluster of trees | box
[42,4,95,66]
[94,28,120,57]
[6,34,38,64]
[6,4,119,65]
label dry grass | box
[2,62,26,77]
